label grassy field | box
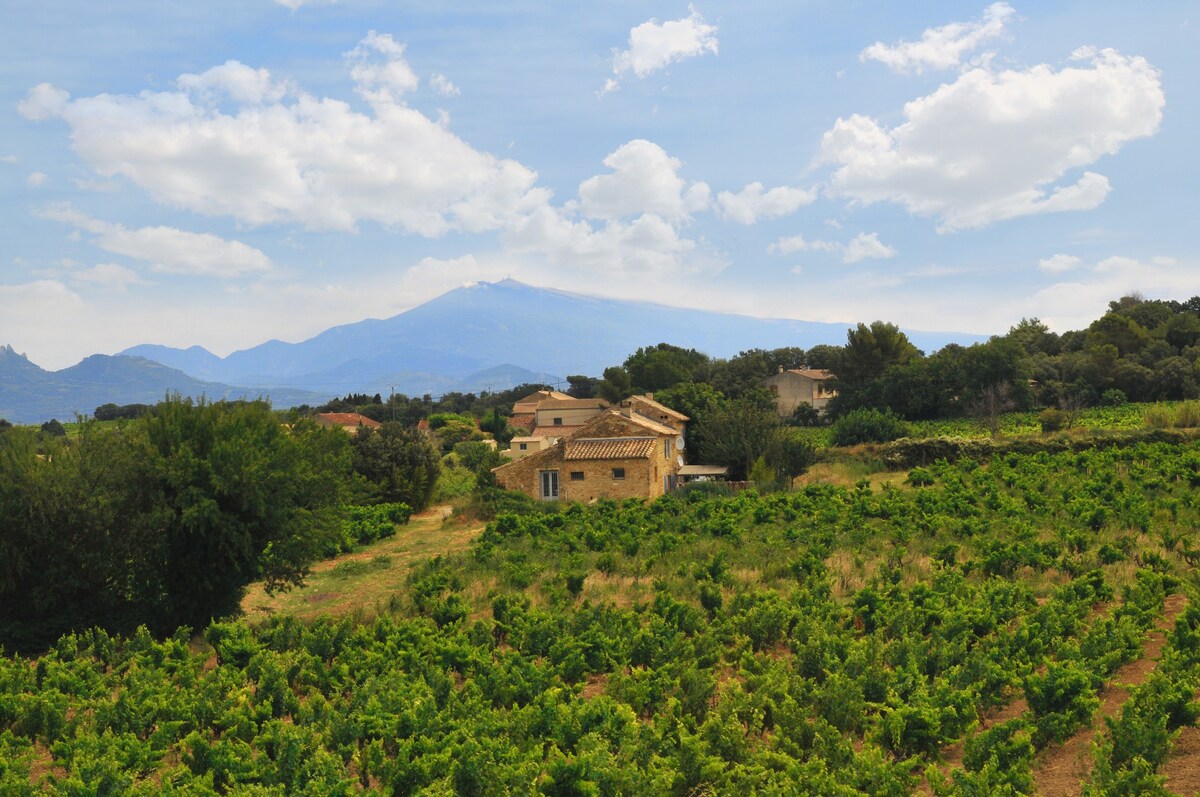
[240,504,484,625]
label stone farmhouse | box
[508,389,573,433]
[765,368,838,417]
[493,397,690,502]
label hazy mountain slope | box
[119,280,989,396]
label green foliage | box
[829,408,908,446]
[0,398,352,650]
[696,398,780,480]
[351,422,440,510]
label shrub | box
[1100,389,1128,406]
[1039,408,1068,433]
[830,408,909,446]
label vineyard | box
[3,441,1200,795]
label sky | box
[1,1,1197,370]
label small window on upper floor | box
[570,471,585,481]
[612,468,625,480]
[553,417,563,425]
[519,443,528,450]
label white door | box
[540,470,559,500]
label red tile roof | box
[317,412,382,428]
[564,437,657,460]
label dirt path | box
[240,504,483,624]
[1031,592,1188,797]
[1161,723,1200,796]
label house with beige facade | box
[494,404,689,502]
[765,368,838,416]
[509,389,573,432]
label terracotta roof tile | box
[317,412,382,428]
[784,369,836,380]
[530,424,586,438]
[536,398,610,411]
[564,437,657,460]
[622,395,689,421]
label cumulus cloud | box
[716,182,815,225]
[577,139,710,223]
[1038,253,1083,273]
[26,172,47,187]
[768,231,896,263]
[39,203,272,278]
[842,232,897,263]
[430,74,460,97]
[861,2,1015,74]
[603,5,718,93]
[1030,255,1200,331]
[18,34,547,235]
[821,48,1164,230]
[70,263,150,292]
[504,139,723,278]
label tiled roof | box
[622,395,689,421]
[564,437,657,461]
[616,411,677,436]
[317,412,382,428]
[530,424,586,438]
[783,369,836,380]
[512,390,572,413]
[509,413,535,429]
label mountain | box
[120,279,990,397]
[0,350,330,425]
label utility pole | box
[389,384,398,422]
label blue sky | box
[2,1,1196,369]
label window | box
[518,442,528,450]
[664,438,671,458]
[553,417,563,425]
[570,471,585,481]
[612,468,625,480]
[540,470,559,500]
[769,384,779,395]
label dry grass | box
[240,505,483,626]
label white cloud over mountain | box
[19,34,547,236]
[768,231,896,263]
[821,47,1164,231]
[577,139,710,223]
[861,3,1015,74]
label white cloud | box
[347,31,419,103]
[39,204,272,278]
[767,231,895,263]
[716,182,815,224]
[1038,253,1082,273]
[861,2,1015,74]
[19,35,547,235]
[576,139,710,223]
[768,234,837,255]
[821,48,1163,230]
[0,155,17,164]
[1030,255,1200,331]
[430,73,460,97]
[26,172,47,187]
[70,263,150,292]
[842,232,897,263]
[604,5,718,93]
[17,83,69,120]
[273,0,336,9]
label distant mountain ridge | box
[2,280,991,424]
[0,345,328,425]
[120,279,989,398]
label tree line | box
[0,397,440,653]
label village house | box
[507,389,573,432]
[314,412,382,435]
[530,397,610,442]
[765,368,838,416]
[493,404,689,502]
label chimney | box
[778,366,784,374]
[621,406,632,418]
[645,392,654,400]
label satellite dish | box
[675,435,686,450]
[676,455,685,468]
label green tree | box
[695,399,780,480]
[352,422,441,510]
[623,343,711,392]
[840,321,921,383]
